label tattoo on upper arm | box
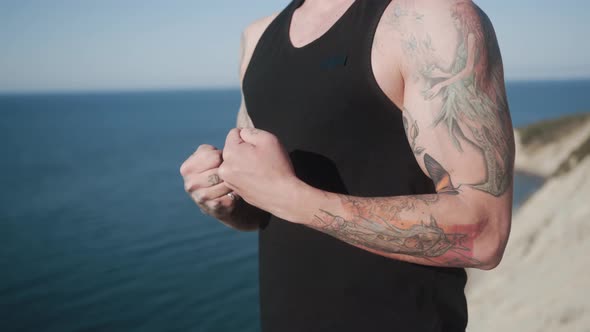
[424,153,461,195]
[402,111,461,195]
[394,1,514,197]
[402,110,425,156]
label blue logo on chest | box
[320,55,348,69]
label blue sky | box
[0,0,588,92]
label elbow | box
[475,246,503,271]
[473,215,511,271]
[473,237,506,270]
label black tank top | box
[242,1,468,331]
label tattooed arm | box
[423,33,476,99]
[266,0,514,270]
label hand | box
[180,144,238,220]
[430,68,452,79]
[218,128,299,218]
[423,83,444,100]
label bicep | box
[237,37,254,129]
[235,14,278,129]
[400,1,514,200]
[236,29,255,129]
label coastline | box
[512,170,545,211]
[513,166,547,179]
[512,113,590,178]
[513,168,546,183]
[467,112,590,332]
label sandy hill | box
[466,113,590,332]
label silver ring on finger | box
[227,192,239,201]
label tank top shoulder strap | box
[320,0,394,109]
[249,0,301,52]
[352,0,397,109]
[356,0,393,46]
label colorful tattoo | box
[424,154,461,195]
[308,2,510,267]
[312,194,483,267]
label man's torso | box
[240,1,468,331]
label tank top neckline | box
[286,0,359,50]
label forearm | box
[217,198,270,232]
[220,102,268,231]
[276,180,499,269]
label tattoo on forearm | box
[392,1,514,197]
[311,195,483,267]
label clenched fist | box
[219,128,300,219]
[180,144,237,220]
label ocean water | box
[0,80,588,332]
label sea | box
[0,80,588,332]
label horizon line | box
[1,77,590,96]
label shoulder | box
[378,0,493,41]
[243,14,279,44]
[402,0,496,42]
[377,0,493,41]
[239,14,280,77]
[398,0,486,20]
[382,0,497,73]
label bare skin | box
[186,0,514,270]
[179,14,276,231]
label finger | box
[224,128,253,161]
[239,127,274,146]
[203,195,235,215]
[180,149,222,176]
[191,182,232,204]
[183,168,223,193]
[225,128,244,148]
[217,163,240,191]
[196,144,217,153]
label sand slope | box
[467,158,590,331]
[466,115,590,332]
[514,115,590,176]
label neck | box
[299,0,355,11]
